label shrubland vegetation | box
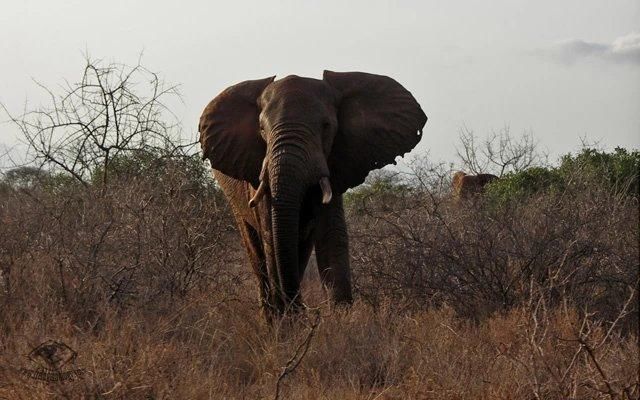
[0,59,637,399]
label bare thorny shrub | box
[456,125,548,176]
[1,55,186,187]
[0,56,241,324]
[350,177,637,320]
[1,162,637,399]
[0,162,241,327]
[347,154,638,398]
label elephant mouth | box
[249,165,332,208]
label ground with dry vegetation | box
[0,150,638,399]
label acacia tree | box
[456,125,547,176]
[3,56,186,187]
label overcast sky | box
[1,0,638,167]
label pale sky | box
[1,0,639,167]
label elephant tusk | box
[249,158,270,208]
[249,180,267,208]
[319,177,332,204]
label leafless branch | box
[1,56,185,187]
[456,125,547,176]
[274,311,321,400]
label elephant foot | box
[260,293,306,324]
[323,282,353,307]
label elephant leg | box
[237,220,273,320]
[314,194,353,304]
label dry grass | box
[0,162,637,399]
[1,291,637,399]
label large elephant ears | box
[323,71,427,194]
[199,76,275,188]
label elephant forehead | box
[261,75,334,103]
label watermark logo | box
[20,340,85,382]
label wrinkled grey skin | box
[199,71,427,321]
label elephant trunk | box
[268,132,330,312]
[269,153,305,311]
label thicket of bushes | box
[1,145,638,320]
[0,144,638,398]
[484,147,639,205]
[0,157,234,327]
[347,147,638,324]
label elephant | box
[199,71,427,320]
[452,171,498,200]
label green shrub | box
[89,150,216,193]
[344,171,411,212]
[1,152,217,196]
[485,166,564,205]
[485,147,639,206]
[1,166,81,193]
[558,147,639,195]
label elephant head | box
[199,71,427,311]
[452,171,499,200]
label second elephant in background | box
[452,171,498,200]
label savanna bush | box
[347,148,638,332]
[0,146,637,399]
[485,147,640,206]
[89,150,216,193]
[344,170,413,214]
[0,155,238,330]
[485,166,564,205]
[558,146,640,194]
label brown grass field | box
[0,159,638,399]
